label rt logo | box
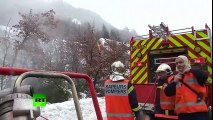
[33,93,46,107]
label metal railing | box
[0,67,103,120]
[14,71,83,120]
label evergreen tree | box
[110,29,120,41]
[101,24,109,39]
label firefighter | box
[104,61,143,120]
[154,63,178,120]
[164,55,209,120]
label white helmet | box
[155,63,173,75]
[111,61,125,75]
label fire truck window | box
[148,51,186,83]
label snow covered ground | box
[36,97,107,120]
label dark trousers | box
[178,112,209,120]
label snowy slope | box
[36,97,106,120]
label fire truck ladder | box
[148,22,169,38]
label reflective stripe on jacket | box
[160,76,176,110]
[155,113,178,119]
[105,79,134,120]
[175,72,208,115]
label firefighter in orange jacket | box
[164,55,209,120]
[104,61,143,120]
[155,63,178,120]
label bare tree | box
[73,23,128,95]
[1,18,12,67]
[11,9,57,67]
[0,18,13,90]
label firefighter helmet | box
[156,63,173,75]
[111,61,125,75]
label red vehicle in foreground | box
[0,67,103,120]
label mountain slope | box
[0,0,115,31]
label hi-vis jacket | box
[160,76,175,110]
[105,79,139,120]
[175,72,208,115]
[155,76,178,119]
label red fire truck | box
[130,22,212,119]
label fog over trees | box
[0,0,136,103]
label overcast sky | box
[63,0,212,35]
